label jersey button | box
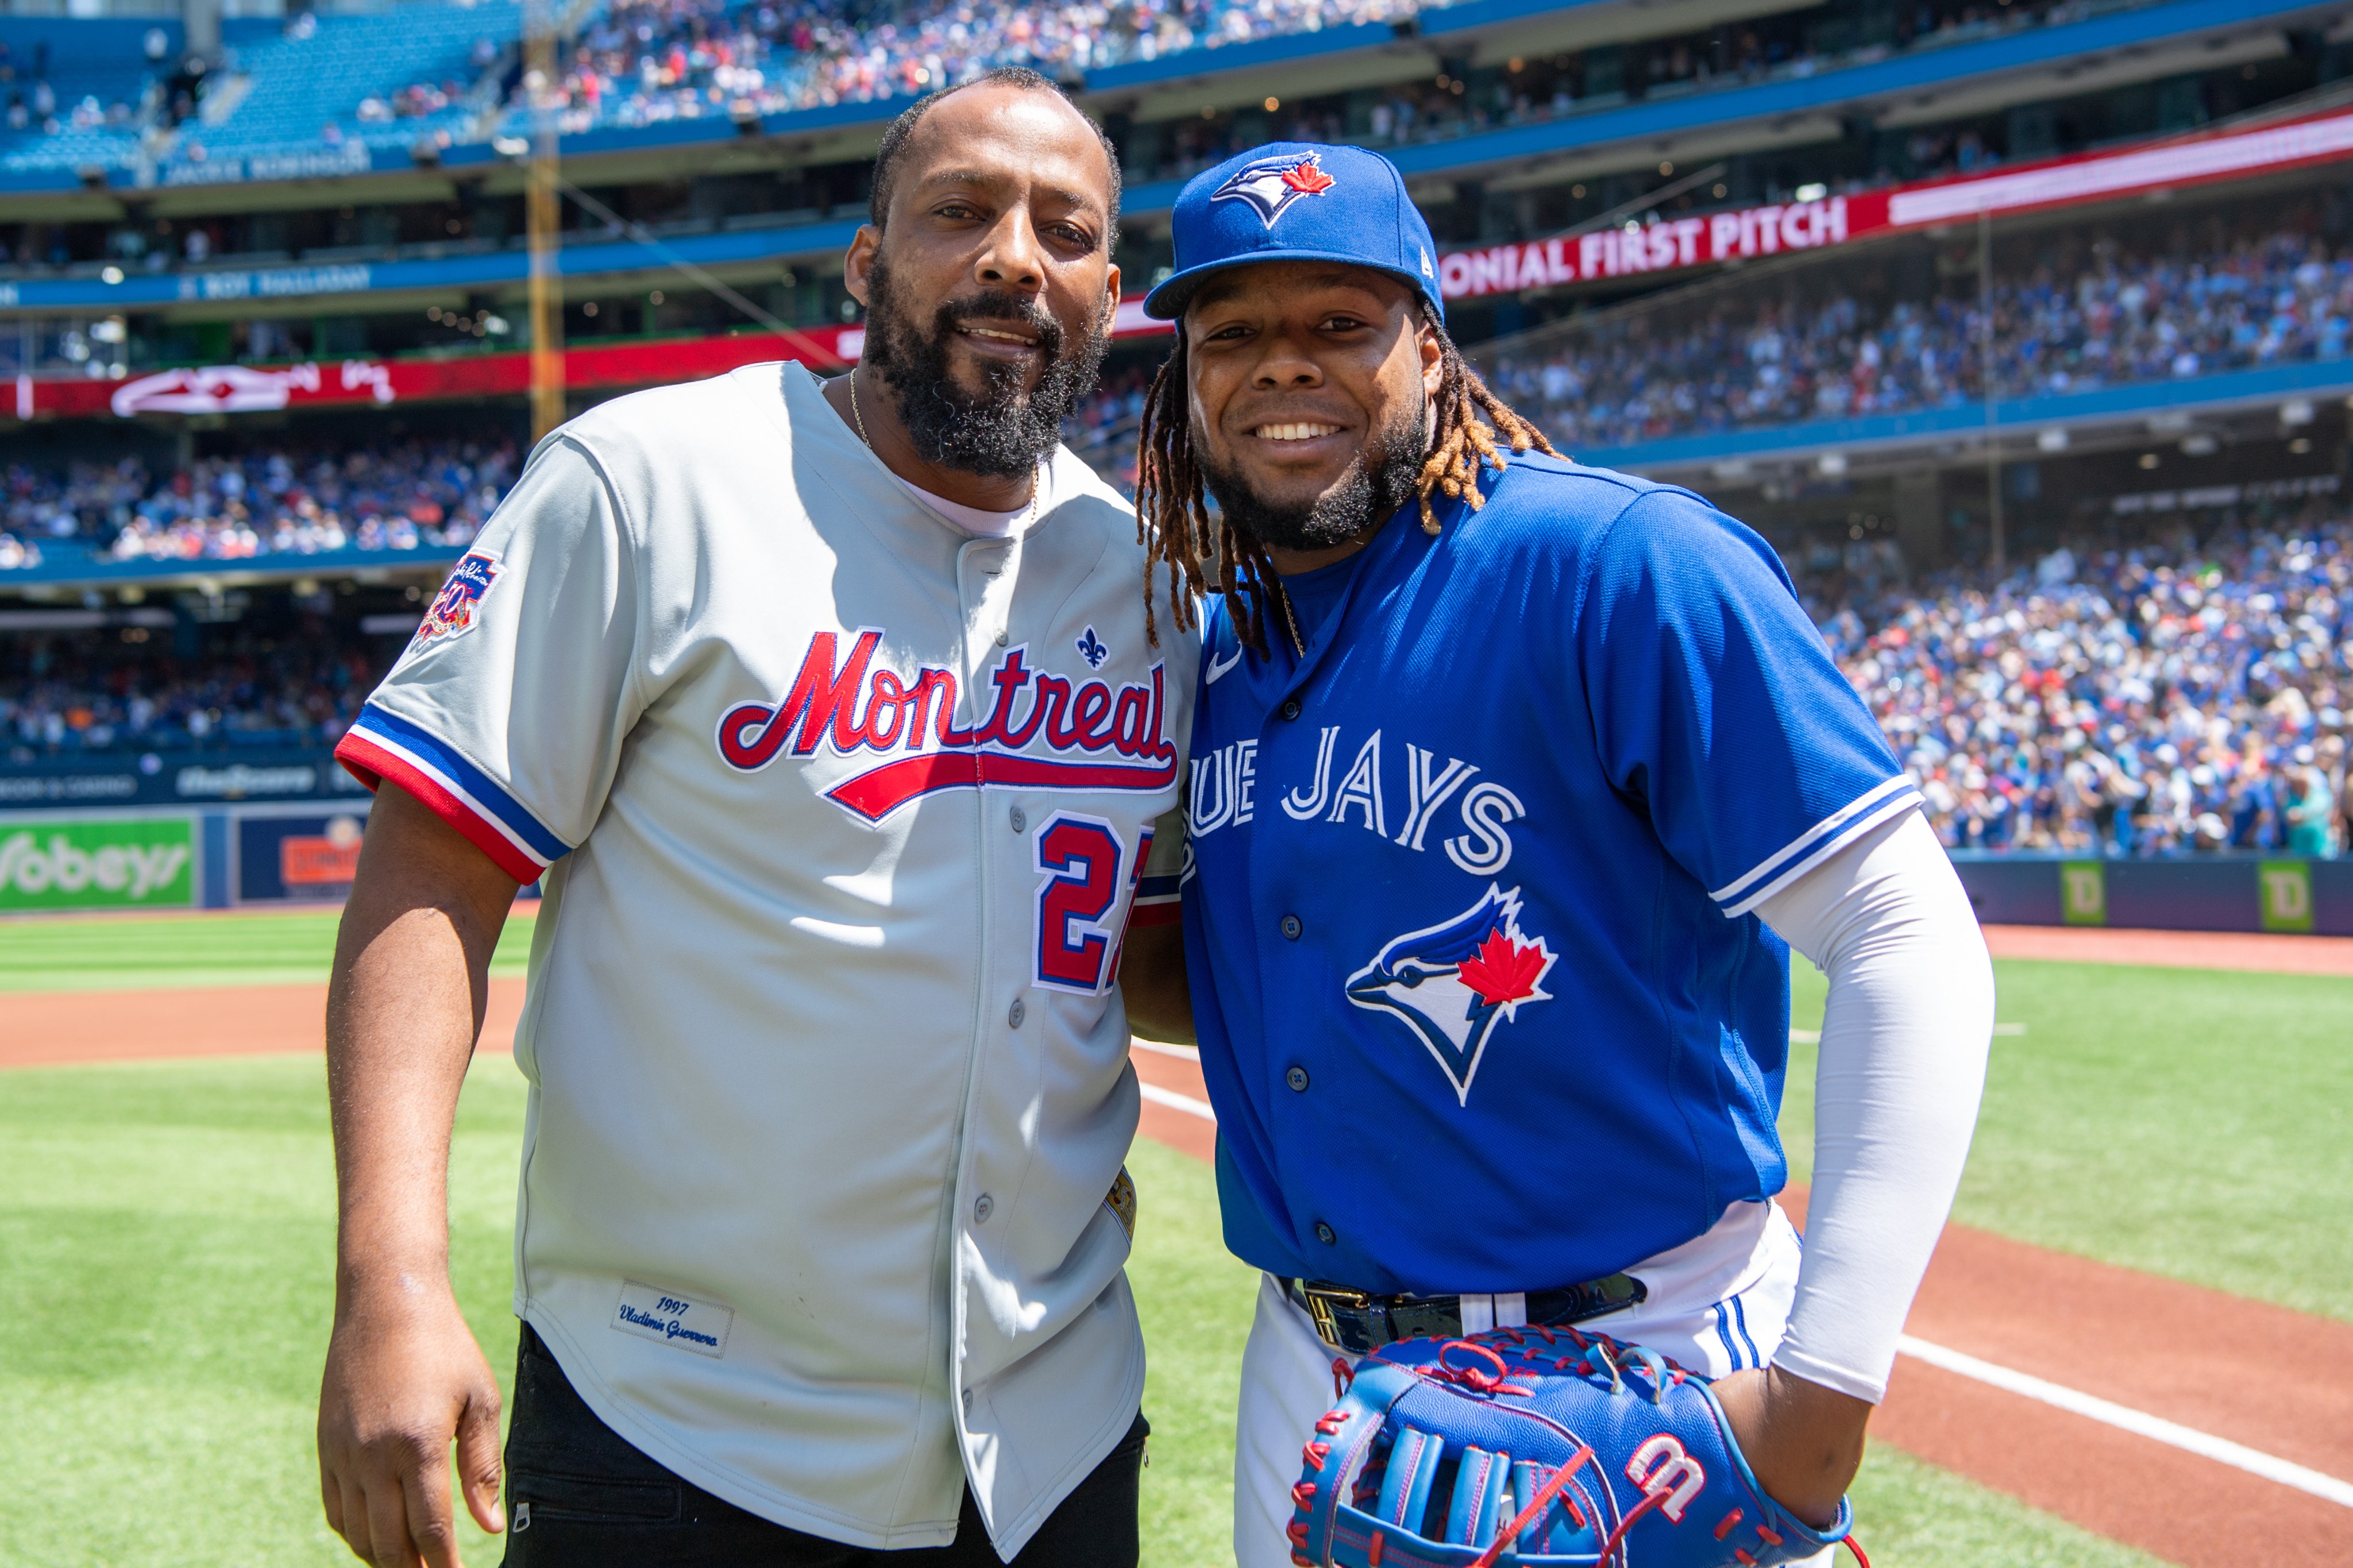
[973,1193,994,1224]
[1314,1222,1337,1246]
[1008,999,1026,1028]
[1285,1065,1309,1092]
[1279,697,1302,721]
[1009,805,1027,833]
[1279,914,1302,940]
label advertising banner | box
[20,306,1178,421]
[2258,860,2316,933]
[1437,103,2353,303]
[2058,860,2107,926]
[0,816,196,911]
[237,808,369,903]
[0,748,371,812]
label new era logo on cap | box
[1212,152,1338,229]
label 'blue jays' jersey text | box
[1181,456,1920,1294]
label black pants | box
[500,1323,1148,1566]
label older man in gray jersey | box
[314,69,1194,1568]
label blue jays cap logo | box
[414,551,501,648]
[1212,151,1337,229]
[1345,885,1556,1105]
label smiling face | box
[1183,261,1443,559]
[847,84,1119,477]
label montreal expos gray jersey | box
[334,362,1196,1555]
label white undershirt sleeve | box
[1750,808,1994,1404]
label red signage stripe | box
[1437,101,2353,303]
[24,298,1174,421]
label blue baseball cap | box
[1143,142,1445,324]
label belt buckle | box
[1299,1282,1379,1353]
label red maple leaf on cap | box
[1282,160,1335,195]
[1456,927,1550,1009]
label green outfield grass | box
[0,906,537,992]
[0,1052,2159,1568]
[1783,957,2353,1324]
[2,914,2321,1564]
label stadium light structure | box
[526,0,565,443]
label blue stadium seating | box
[0,5,516,175]
[0,17,169,176]
[191,2,518,157]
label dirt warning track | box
[0,978,530,1069]
[1984,924,2353,976]
[1133,1045,2353,1567]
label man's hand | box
[318,1281,505,1567]
[316,783,523,1567]
[1710,1364,1871,1530]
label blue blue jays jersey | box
[1181,455,1920,1295]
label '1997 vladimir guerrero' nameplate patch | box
[612,1280,734,1358]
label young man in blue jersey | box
[1132,144,1997,1568]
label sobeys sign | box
[0,817,195,910]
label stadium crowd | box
[1132,3,2057,187]
[1,625,382,757]
[0,438,518,570]
[1815,495,2353,858]
[1062,208,2340,488]
[1481,211,2346,451]
[508,0,1413,134]
[483,0,2072,140]
[9,466,2353,862]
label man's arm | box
[1714,810,1993,1525]
[317,782,524,1568]
[1118,921,1195,1045]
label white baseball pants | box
[1233,1199,1837,1568]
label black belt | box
[1286,1273,1648,1355]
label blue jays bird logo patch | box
[1345,885,1556,1104]
[1212,152,1337,228]
[413,551,502,649]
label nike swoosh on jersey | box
[1205,645,1244,684]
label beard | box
[1198,397,1429,554]
[858,255,1109,478]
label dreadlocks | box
[1134,300,1559,652]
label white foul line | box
[1897,1334,2353,1509]
[1137,1081,1217,1121]
[1132,1038,1202,1062]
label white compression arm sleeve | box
[1750,808,1994,1403]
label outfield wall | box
[2,790,2346,933]
[1949,853,2353,936]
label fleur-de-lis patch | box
[1075,626,1109,669]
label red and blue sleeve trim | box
[334,704,572,885]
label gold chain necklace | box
[1275,583,1306,658]
[849,366,1042,531]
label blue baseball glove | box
[1286,1323,1868,1568]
